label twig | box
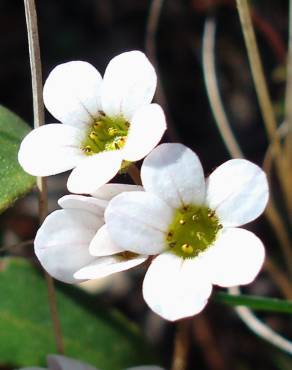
[145,0,180,142]
[228,286,292,355]
[264,258,292,299]
[0,239,33,252]
[192,314,225,370]
[24,0,64,354]
[284,0,292,215]
[235,0,290,210]
[202,17,243,158]
[171,320,190,370]
[263,121,292,276]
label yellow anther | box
[192,214,198,221]
[83,145,92,153]
[208,210,215,218]
[89,131,97,140]
[108,127,118,136]
[94,121,101,129]
[181,243,194,254]
[179,219,185,225]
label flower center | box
[166,205,222,259]
[81,112,129,155]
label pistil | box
[166,205,222,259]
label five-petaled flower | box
[34,184,147,283]
[18,51,166,194]
[105,143,269,321]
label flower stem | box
[145,0,180,142]
[284,0,292,218]
[24,0,64,354]
[127,164,142,185]
[202,17,243,158]
[171,319,190,370]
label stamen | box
[82,145,92,153]
[94,121,101,129]
[81,113,129,155]
[89,131,97,140]
[165,204,221,259]
[108,127,118,136]
[181,243,194,254]
[208,210,215,218]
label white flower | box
[34,184,147,283]
[105,143,268,321]
[18,51,166,194]
[18,354,164,370]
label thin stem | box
[264,258,292,299]
[24,0,64,354]
[228,287,292,355]
[0,239,33,252]
[263,124,292,276]
[283,0,292,215]
[145,0,180,142]
[235,0,290,208]
[171,320,190,370]
[192,314,225,370]
[202,17,243,158]
[127,164,142,185]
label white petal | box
[101,51,157,119]
[141,143,205,209]
[34,209,103,283]
[206,159,269,227]
[122,104,166,161]
[67,151,122,194]
[105,192,173,255]
[143,253,212,321]
[47,355,97,370]
[58,194,107,217]
[43,61,102,128]
[89,225,124,256]
[91,183,143,200]
[204,228,265,287]
[74,255,147,280]
[18,124,84,176]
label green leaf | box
[213,291,292,314]
[0,105,35,213]
[0,258,159,369]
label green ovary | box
[81,112,129,155]
[166,205,222,259]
